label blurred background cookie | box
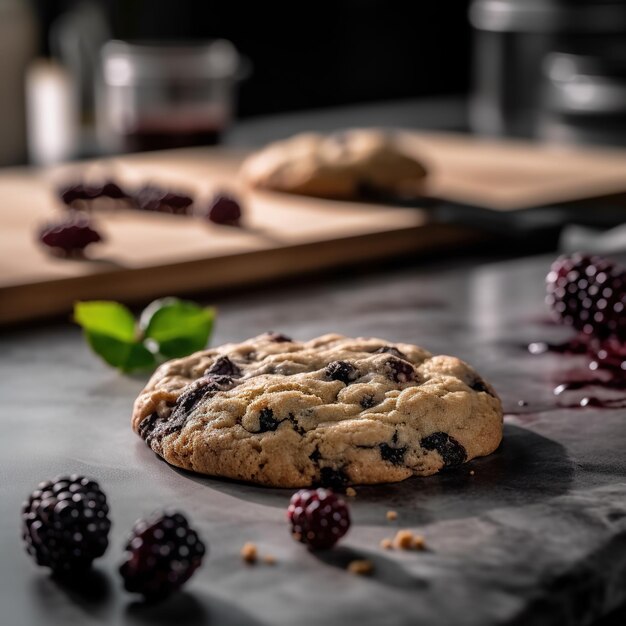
[240,129,429,200]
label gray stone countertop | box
[2,252,626,626]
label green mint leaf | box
[141,298,215,359]
[74,301,136,342]
[84,331,156,372]
[152,336,208,360]
[74,297,217,373]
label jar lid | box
[101,39,241,85]
[470,0,626,34]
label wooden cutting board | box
[2,131,626,326]
[409,131,626,210]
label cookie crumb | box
[263,554,276,565]
[393,529,425,550]
[386,510,398,521]
[346,487,357,497]
[348,559,374,576]
[393,529,414,549]
[412,534,426,550]
[241,542,258,564]
[380,538,393,550]
[469,470,475,476]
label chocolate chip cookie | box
[240,130,428,200]
[131,333,502,487]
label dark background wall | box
[33,0,472,117]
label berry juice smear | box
[122,112,225,152]
[519,334,626,411]
[510,253,626,414]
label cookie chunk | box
[240,130,428,200]
[131,334,502,487]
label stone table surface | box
[2,252,626,626]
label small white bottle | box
[25,58,79,166]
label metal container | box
[469,0,626,139]
[539,51,626,146]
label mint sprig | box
[74,298,216,373]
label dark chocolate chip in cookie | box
[309,447,322,463]
[258,407,280,432]
[146,375,235,445]
[421,432,467,468]
[384,357,416,384]
[175,381,212,416]
[375,345,408,361]
[326,361,359,384]
[287,413,306,435]
[355,179,386,200]
[138,412,162,442]
[379,443,407,465]
[470,377,494,396]
[318,467,349,489]
[360,395,376,409]
[177,375,233,415]
[266,332,292,342]
[205,356,242,378]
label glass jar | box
[97,39,245,153]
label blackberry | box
[206,193,242,226]
[100,180,128,199]
[21,475,111,573]
[38,214,103,255]
[58,182,102,205]
[546,254,626,338]
[135,185,194,214]
[287,488,350,550]
[119,510,206,600]
[58,180,128,205]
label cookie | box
[131,333,502,487]
[240,130,428,200]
